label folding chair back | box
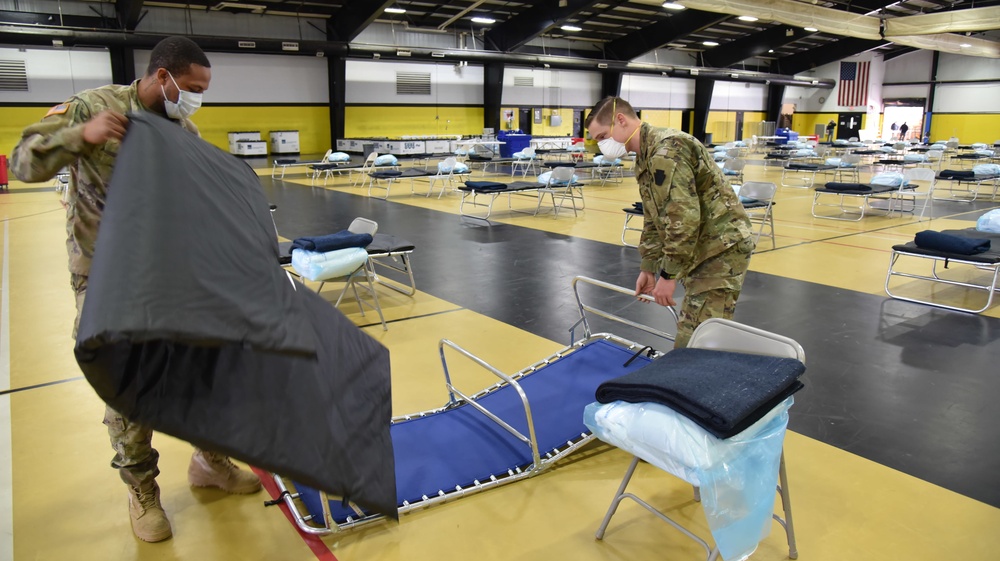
[546,165,580,216]
[739,181,777,249]
[320,149,333,164]
[548,165,576,184]
[903,167,937,219]
[687,318,805,361]
[348,217,379,236]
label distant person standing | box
[898,122,909,141]
[890,122,899,140]
[825,120,836,143]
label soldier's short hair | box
[585,96,637,129]
[146,36,211,77]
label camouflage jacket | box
[11,81,198,276]
[634,122,753,278]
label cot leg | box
[775,451,799,559]
[595,456,640,540]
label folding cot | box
[780,162,839,188]
[269,276,679,534]
[885,228,1000,313]
[278,232,417,297]
[621,203,643,248]
[932,171,1000,202]
[366,167,471,200]
[811,182,901,221]
[458,174,582,220]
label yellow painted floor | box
[5,158,1000,560]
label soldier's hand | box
[651,277,677,307]
[82,110,129,145]
[635,271,656,303]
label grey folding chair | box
[596,318,803,561]
[321,217,387,331]
[739,181,778,250]
[544,166,580,216]
[899,167,937,220]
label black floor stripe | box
[353,306,464,329]
[0,376,84,396]
[262,176,1000,508]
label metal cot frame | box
[885,245,1000,314]
[270,276,677,535]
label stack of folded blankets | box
[290,231,373,282]
[595,348,805,439]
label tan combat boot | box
[188,450,262,494]
[128,482,172,542]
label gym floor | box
[3,151,999,560]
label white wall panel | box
[710,81,767,111]
[934,83,1000,113]
[620,74,692,108]
[883,84,930,100]
[346,60,483,105]
[937,53,1000,81]
[134,50,329,104]
[502,67,600,106]
[883,50,933,83]
[0,46,111,103]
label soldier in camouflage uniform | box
[585,96,755,348]
[11,36,260,543]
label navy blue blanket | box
[824,182,872,192]
[595,348,805,439]
[464,181,508,191]
[939,169,975,179]
[914,230,991,255]
[291,231,373,253]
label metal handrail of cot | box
[270,275,678,535]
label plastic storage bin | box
[498,131,532,158]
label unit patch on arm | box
[45,103,70,117]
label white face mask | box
[598,137,628,160]
[161,72,203,120]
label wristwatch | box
[659,271,673,280]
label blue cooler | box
[775,128,799,145]
[499,131,532,158]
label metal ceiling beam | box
[0,9,116,29]
[326,0,394,43]
[702,26,810,68]
[604,11,729,61]
[115,0,145,30]
[776,37,886,75]
[483,0,606,52]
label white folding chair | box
[511,147,537,177]
[353,152,379,188]
[722,158,746,184]
[427,156,458,198]
[595,318,802,561]
[317,217,387,331]
[544,166,580,216]
[739,181,777,250]
[898,167,937,220]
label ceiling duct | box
[210,3,267,15]
[631,0,1000,58]
[883,7,1000,37]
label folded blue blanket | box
[595,348,805,439]
[290,231,373,253]
[939,169,975,179]
[824,182,871,192]
[464,181,508,191]
[914,230,991,255]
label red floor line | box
[250,466,339,561]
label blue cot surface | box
[294,339,653,524]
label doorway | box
[837,113,863,140]
[734,111,745,141]
[883,104,925,142]
[573,109,583,138]
[519,108,532,135]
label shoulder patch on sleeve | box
[44,103,70,117]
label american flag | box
[838,61,869,107]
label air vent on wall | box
[0,60,28,91]
[513,76,534,87]
[396,71,431,95]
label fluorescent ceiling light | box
[804,27,818,32]
[737,15,758,22]
[385,7,405,14]
[471,16,496,24]
[959,43,972,48]
[768,49,774,53]
[561,25,582,32]
[702,41,719,46]
[662,2,685,10]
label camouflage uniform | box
[634,122,755,348]
[12,81,199,489]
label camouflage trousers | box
[73,273,160,488]
[674,237,754,348]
